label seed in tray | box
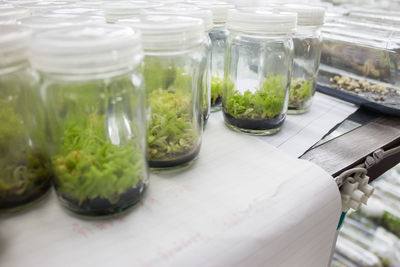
[330,75,389,101]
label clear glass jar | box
[29,25,148,216]
[189,1,235,112]
[210,23,229,112]
[223,9,296,135]
[283,5,325,114]
[0,25,52,212]
[119,16,206,170]
[142,6,213,124]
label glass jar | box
[29,25,148,216]
[143,6,213,124]
[119,16,206,170]
[223,9,296,135]
[282,5,325,114]
[190,1,235,112]
[0,25,52,212]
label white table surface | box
[0,92,355,267]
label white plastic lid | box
[0,24,31,69]
[150,0,185,4]
[104,1,162,23]
[188,1,235,24]
[4,0,41,5]
[17,2,73,14]
[143,6,213,31]
[76,1,104,8]
[44,12,106,23]
[29,24,143,74]
[0,16,16,24]
[118,15,204,51]
[50,7,104,17]
[227,8,297,34]
[282,4,325,26]
[0,6,30,21]
[19,14,99,32]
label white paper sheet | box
[0,116,341,267]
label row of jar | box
[1,2,326,122]
[0,7,324,216]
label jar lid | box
[118,15,205,51]
[0,6,30,21]
[143,6,213,32]
[227,8,297,34]
[50,7,104,17]
[282,4,325,26]
[76,1,104,8]
[104,1,162,23]
[29,24,143,74]
[0,24,31,69]
[4,0,41,6]
[44,12,106,23]
[188,1,235,24]
[19,14,98,32]
[17,2,73,15]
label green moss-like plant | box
[142,58,200,163]
[289,78,313,108]
[224,73,286,119]
[0,83,51,210]
[48,77,147,208]
[53,114,145,205]
[147,88,198,161]
[211,75,223,106]
[211,75,234,106]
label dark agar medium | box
[211,95,222,112]
[223,112,285,136]
[149,145,201,172]
[57,181,147,217]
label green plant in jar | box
[288,78,313,108]
[211,75,223,106]
[47,76,147,215]
[143,60,200,166]
[0,73,52,211]
[147,88,198,162]
[224,73,286,120]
